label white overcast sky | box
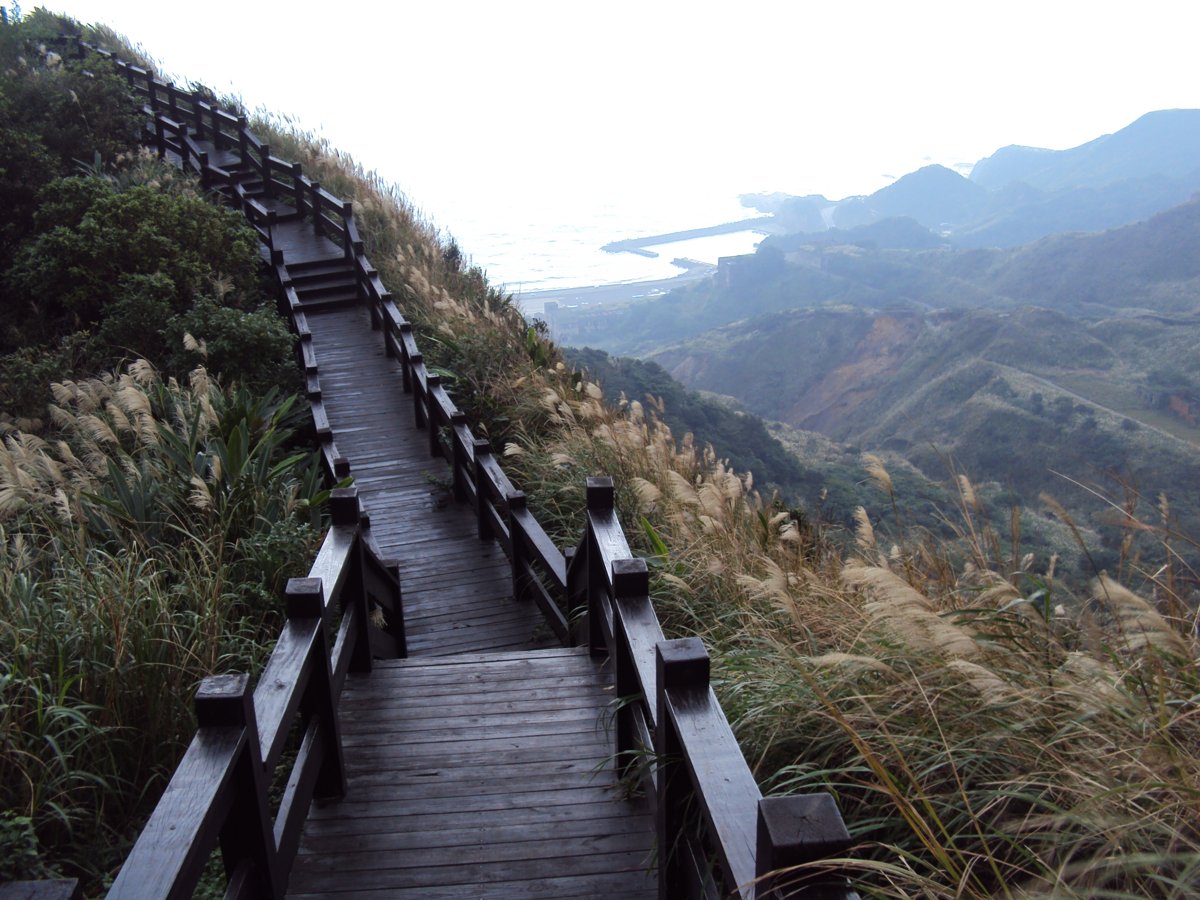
[45,0,1200,218]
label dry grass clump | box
[0,362,322,885]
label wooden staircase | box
[287,258,360,311]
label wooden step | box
[292,272,358,297]
[293,290,359,311]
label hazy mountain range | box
[560,110,1200,575]
[742,109,1200,247]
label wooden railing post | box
[331,488,372,674]
[473,439,494,540]
[341,201,354,259]
[265,210,278,252]
[399,324,415,391]
[153,115,166,158]
[612,558,649,779]
[310,182,322,235]
[383,559,408,658]
[656,638,709,900]
[426,374,443,458]
[259,143,272,198]
[450,412,469,502]
[237,114,249,160]
[755,795,853,898]
[508,491,529,603]
[292,163,304,216]
[586,476,615,658]
[285,578,347,800]
[565,545,587,646]
[195,674,281,898]
[411,356,428,429]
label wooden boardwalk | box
[284,298,656,894]
[302,304,552,657]
[289,648,654,898]
[102,54,856,900]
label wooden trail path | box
[301,304,548,657]
[95,48,857,900]
[273,245,656,893]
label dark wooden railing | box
[75,39,858,899]
[573,478,857,899]
[108,489,403,898]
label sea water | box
[398,176,770,302]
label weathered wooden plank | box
[252,618,319,770]
[306,526,355,604]
[589,508,633,592]
[296,808,648,854]
[667,688,761,895]
[297,830,651,876]
[614,593,664,729]
[511,508,566,588]
[108,728,241,897]
[299,796,640,836]
[288,868,655,899]
[0,880,82,900]
[291,846,653,892]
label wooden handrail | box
[109,488,402,898]
[576,477,857,899]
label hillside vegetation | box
[0,13,324,888]
[1,12,1196,897]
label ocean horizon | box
[411,179,766,301]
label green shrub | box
[2,179,262,351]
[166,298,298,395]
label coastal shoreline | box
[514,264,714,316]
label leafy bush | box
[2,178,262,352]
[0,14,141,264]
[166,298,298,395]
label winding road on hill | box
[991,362,1199,450]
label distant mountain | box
[868,165,990,229]
[748,110,1200,249]
[953,171,1200,248]
[970,110,1200,191]
[936,196,1200,315]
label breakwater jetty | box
[601,215,778,256]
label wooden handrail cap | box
[195,673,251,728]
[586,476,615,511]
[612,557,649,598]
[285,577,325,619]
[656,637,709,690]
[757,793,853,870]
